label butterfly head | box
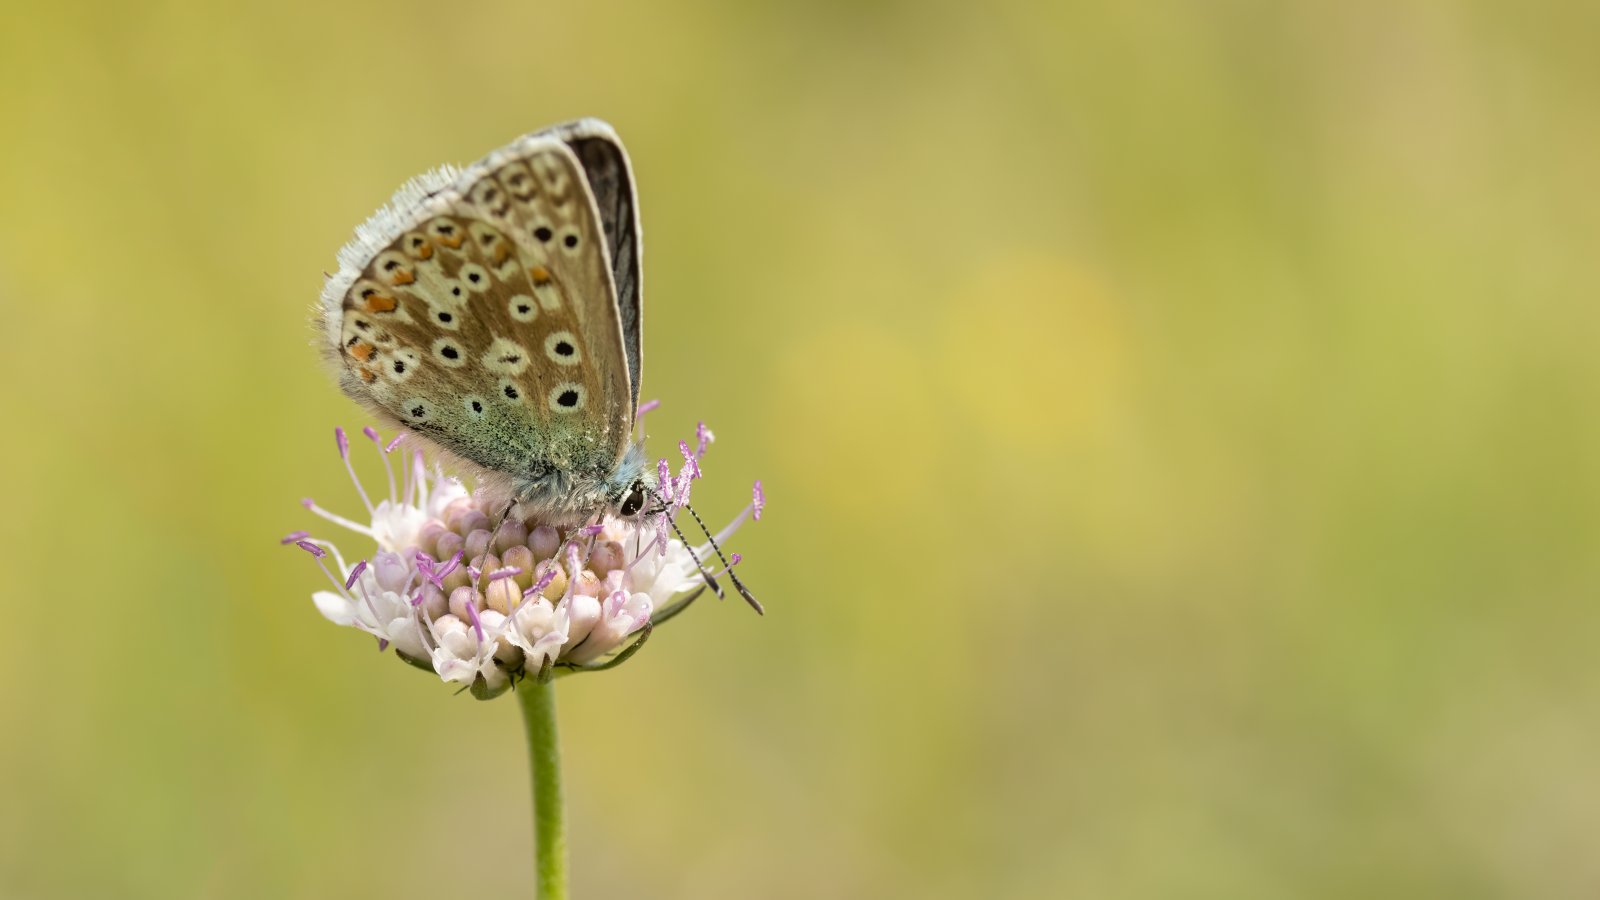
[618,482,647,517]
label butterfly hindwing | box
[326,133,634,486]
[555,120,643,414]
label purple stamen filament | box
[364,426,397,504]
[336,427,374,515]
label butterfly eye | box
[619,486,645,517]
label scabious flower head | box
[287,417,763,699]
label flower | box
[286,419,763,699]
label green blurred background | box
[4,1,1599,897]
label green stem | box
[516,677,568,900]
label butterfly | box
[319,119,656,527]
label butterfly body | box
[319,120,651,524]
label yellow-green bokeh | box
[4,1,1599,897]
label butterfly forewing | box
[331,136,634,484]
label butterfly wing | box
[320,133,634,488]
[550,119,644,414]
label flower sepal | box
[470,667,516,701]
[554,620,654,677]
[394,647,436,674]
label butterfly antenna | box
[682,502,763,615]
[642,485,726,602]
[663,514,726,601]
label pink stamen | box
[522,567,557,599]
[560,544,582,601]
[413,551,438,587]
[678,441,702,480]
[301,498,376,538]
[695,421,713,457]
[411,451,428,507]
[674,469,693,507]
[363,427,397,503]
[624,531,668,572]
[385,433,406,453]
[697,505,751,556]
[304,547,357,601]
[636,399,661,438]
[753,480,765,521]
[656,458,674,503]
[654,515,671,556]
[401,449,416,506]
[353,574,387,627]
[463,598,485,643]
[488,566,523,582]
[343,559,368,590]
[705,552,743,579]
[280,530,310,544]
[414,548,462,590]
[335,427,374,514]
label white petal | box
[313,591,358,626]
[563,595,601,648]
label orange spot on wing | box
[364,294,398,313]
[492,243,510,264]
[349,341,376,361]
[436,234,463,249]
[389,269,415,286]
[413,243,433,260]
[529,266,551,286]
[358,367,377,383]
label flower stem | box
[517,677,568,900]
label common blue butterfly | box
[318,119,758,609]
